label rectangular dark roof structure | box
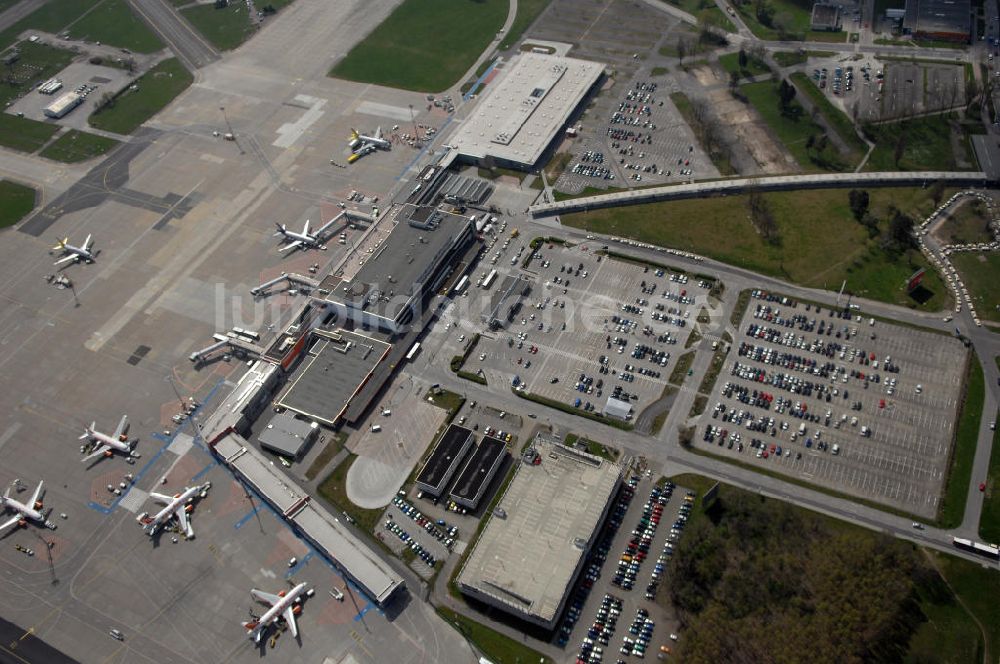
[416,425,475,496]
[904,0,971,40]
[276,329,391,426]
[450,436,507,509]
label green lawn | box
[500,0,551,48]
[742,79,856,171]
[734,0,814,40]
[864,114,977,171]
[0,180,36,228]
[927,550,1000,662]
[790,71,867,156]
[330,0,508,92]
[718,51,769,77]
[939,353,984,528]
[562,188,953,311]
[0,114,60,153]
[303,431,347,481]
[951,252,1000,323]
[64,0,163,53]
[316,453,384,536]
[0,0,101,51]
[39,130,119,162]
[88,58,193,134]
[772,50,808,67]
[564,433,620,461]
[181,3,255,51]
[657,0,716,16]
[424,387,466,418]
[0,41,75,108]
[979,422,1000,543]
[938,199,994,245]
[436,607,553,664]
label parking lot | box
[7,59,134,130]
[555,75,718,195]
[555,475,690,660]
[697,289,968,518]
[468,242,712,423]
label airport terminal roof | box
[450,436,506,507]
[416,424,474,494]
[451,53,605,168]
[323,205,471,323]
[457,437,621,625]
[276,329,391,426]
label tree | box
[929,180,946,207]
[676,38,689,66]
[728,69,740,93]
[848,189,870,222]
[884,207,916,253]
[738,48,748,71]
[893,132,907,167]
[777,79,796,115]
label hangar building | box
[451,52,605,171]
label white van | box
[371,424,382,432]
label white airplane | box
[52,235,96,266]
[80,415,134,463]
[136,483,210,539]
[0,480,52,534]
[273,217,342,253]
[349,127,391,151]
[243,582,310,643]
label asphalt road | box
[0,615,79,664]
[126,0,220,70]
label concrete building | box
[415,424,475,497]
[482,274,532,329]
[450,436,507,510]
[258,411,318,460]
[456,437,621,629]
[319,204,475,334]
[44,91,82,119]
[810,3,841,31]
[451,53,605,170]
[904,0,971,42]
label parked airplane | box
[80,415,134,463]
[349,127,391,151]
[136,483,210,539]
[52,235,96,266]
[243,582,310,643]
[0,480,54,534]
[273,216,342,253]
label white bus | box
[405,342,421,360]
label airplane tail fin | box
[79,422,95,440]
[349,129,359,140]
[242,621,261,642]
[273,222,286,237]
[52,238,67,251]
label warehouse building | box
[44,91,83,119]
[456,436,621,629]
[451,52,605,171]
[258,411,319,461]
[319,204,475,334]
[904,0,971,42]
[415,424,475,497]
[450,436,507,510]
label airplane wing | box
[174,505,193,538]
[112,415,128,440]
[301,219,310,236]
[53,254,77,266]
[148,491,172,505]
[278,240,302,253]
[83,234,92,251]
[0,515,20,534]
[250,589,282,605]
[29,481,43,508]
[283,606,299,639]
[81,444,110,462]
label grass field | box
[951,252,1000,323]
[435,607,553,664]
[0,41,75,108]
[0,180,36,228]
[303,431,347,481]
[718,51,769,77]
[937,199,994,245]
[790,71,867,155]
[938,353,984,528]
[735,0,813,40]
[316,453,384,537]
[562,188,952,310]
[864,115,977,171]
[330,0,508,92]
[0,114,60,153]
[65,0,163,53]
[927,550,1000,662]
[0,0,99,51]
[181,3,255,51]
[88,58,192,134]
[39,130,119,162]
[772,50,808,66]
[741,79,854,171]
[500,0,551,48]
[979,422,1000,543]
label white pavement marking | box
[118,487,148,513]
[273,94,327,149]
[0,422,21,454]
[168,432,194,456]
[354,100,415,122]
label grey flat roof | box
[905,0,971,35]
[416,425,474,493]
[452,53,604,168]
[604,397,633,420]
[258,412,316,457]
[324,205,471,323]
[457,438,621,624]
[212,432,404,605]
[451,436,506,505]
[276,329,390,426]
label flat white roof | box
[457,438,620,624]
[452,53,604,168]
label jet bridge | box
[189,333,267,364]
[250,272,324,298]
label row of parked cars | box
[577,593,624,663]
[383,519,436,567]
[612,485,667,590]
[391,494,457,549]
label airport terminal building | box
[456,437,621,629]
[451,52,605,171]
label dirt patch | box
[688,64,720,87]
[708,88,796,173]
